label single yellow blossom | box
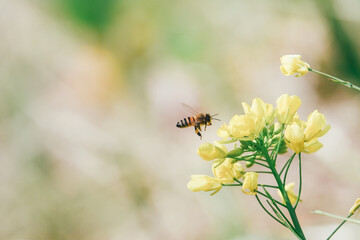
[276,94,301,125]
[280,55,310,77]
[212,159,244,183]
[284,122,305,154]
[229,113,263,140]
[197,142,228,161]
[187,175,222,195]
[278,182,300,205]
[349,198,360,214]
[242,98,275,125]
[242,172,259,195]
[304,110,331,141]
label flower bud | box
[242,172,259,195]
[197,142,227,161]
[349,198,360,214]
[280,55,310,77]
[187,175,222,195]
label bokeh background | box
[1,0,360,239]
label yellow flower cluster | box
[187,94,330,196]
[217,98,275,141]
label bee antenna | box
[212,118,221,121]
[212,114,219,117]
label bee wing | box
[181,103,199,116]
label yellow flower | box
[242,98,275,125]
[349,198,360,214]
[187,175,222,195]
[304,110,331,141]
[278,182,300,205]
[197,142,228,161]
[229,113,263,140]
[284,122,305,154]
[280,55,310,77]
[242,172,258,195]
[303,138,323,153]
[276,94,301,125]
[212,159,244,183]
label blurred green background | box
[1,0,360,239]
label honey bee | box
[176,104,220,139]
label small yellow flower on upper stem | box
[212,159,244,183]
[349,198,360,214]
[280,55,310,77]
[229,114,261,140]
[276,94,301,125]
[242,172,259,195]
[197,142,228,161]
[187,175,222,195]
[304,110,331,141]
[278,182,300,205]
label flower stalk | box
[309,68,360,92]
[186,94,331,239]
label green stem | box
[309,68,360,92]
[271,124,285,160]
[279,153,296,176]
[265,200,301,239]
[258,139,306,239]
[231,157,270,168]
[255,195,287,227]
[256,190,287,207]
[294,154,302,209]
[326,213,353,240]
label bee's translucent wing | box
[181,103,199,115]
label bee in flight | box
[176,104,220,139]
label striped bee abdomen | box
[176,117,195,128]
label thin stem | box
[261,186,294,229]
[294,153,302,209]
[279,153,296,176]
[233,178,243,185]
[259,184,280,189]
[271,124,285,160]
[326,213,353,240]
[283,153,296,185]
[255,195,287,227]
[254,171,273,174]
[266,200,301,239]
[309,68,360,92]
[256,191,287,208]
[231,158,270,168]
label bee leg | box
[194,125,202,139]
